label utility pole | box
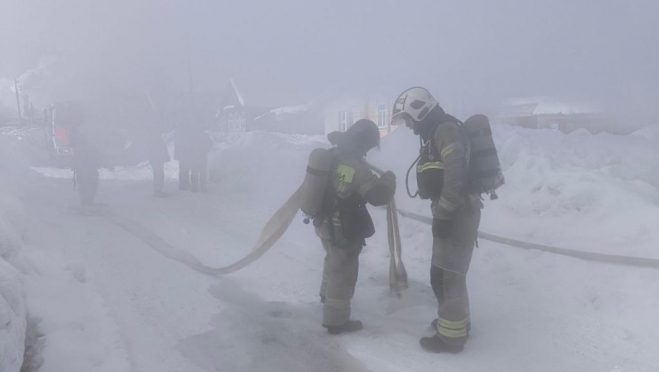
[14,79,22,123]
[23,95,33,126]
[186,42,196,117]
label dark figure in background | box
[70,126,103,206]
[189,129,212,193]
[143,126,170,197]
[175,124,193,191]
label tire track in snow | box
[58,210,215,372]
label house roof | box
[253,104,309,121]
[220,72,322,110]
[218,70,405,111]
[498,97,596,117]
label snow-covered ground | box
[0,133,33,372]
[1,123,658,372]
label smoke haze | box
[1,0,657,124]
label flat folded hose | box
[108,166,409,294]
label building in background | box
[0,104,15,126]
[216,77,409,136]
[494,97,610,134]
[216,76,325,135]
[322,88,399,136]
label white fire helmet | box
[391,87,439,125]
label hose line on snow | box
[104,186,304,276]
[396,209,659,270]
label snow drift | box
[0,134,31,372]
[368,124,659,259]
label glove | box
[380,170,396,182]
[377,170,396,190]
[327,131,344,146]
[432,218,453,239]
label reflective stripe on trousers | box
[436,316,470,339]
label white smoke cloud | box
[0,0,657,126]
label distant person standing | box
[175,124,193,191]
[70,125,103,206]
[142,125,170,197]
[189,128,212,193]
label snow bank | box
[0,128,131,372]
[20,250,131,372]
[369,124,659,258]
[0,134,31,372]
[0,259,26,372]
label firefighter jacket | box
[429,121,483,220]
[315,149,396,245]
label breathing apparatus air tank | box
[300,148,333,223]
[463,114,505,198]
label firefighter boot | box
[324,320,363,335]
[419,334,464,354]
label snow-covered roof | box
[269,105,308,116]
[501,97,596,116]
[253,104,309,122]
[220,73,320,109]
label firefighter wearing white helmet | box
[394,87,483,353]
[392,86,440,124]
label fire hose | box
[107,163,409,298]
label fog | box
[1,0,657,125]
[2,2,659,371]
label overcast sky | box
[1,0,657,121]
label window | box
[227,111,247,132]
[377,103,387,128]
[339,110,353,132]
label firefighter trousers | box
[431,207,480,346]
[77,168,99,206]
[190,159,208,192]
[319,239,363,327]
[151,161,165,193]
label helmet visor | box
[391,112,414,128]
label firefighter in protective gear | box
[313,119,396,335]
[135,124,170,197]
[393,87,482,353]
[189,128,212,193]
